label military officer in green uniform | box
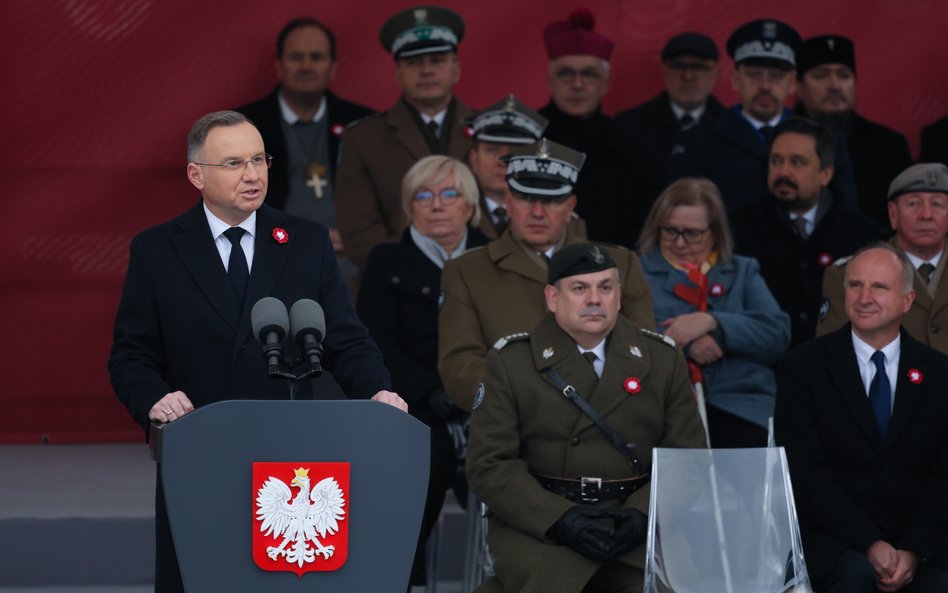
[467,243,707,593]
[817,163,948,355]
[438,138,654,410]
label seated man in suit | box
[108,110,406,593]
[775,244,948,593]
[467,243,706,593]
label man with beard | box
[539,9,639,246]
[794,35,912,228]
[670,19,857,214]
[818,163,948,355]
[732,117,879,346]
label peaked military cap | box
[465,95,548,145]
[798,35,856,77]
[502,138,586,200]
[888,163,948,201]
[662,32,719,61]
[727,19,802,70]
[548,243,616,284]
[379,5,465,59]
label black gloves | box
[547,506,615,561]
[427,387,465,420]
[547,506,649,562]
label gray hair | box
[400,155,481,227]
[187,110,252,163]
[845,242,915,295]
[637,177,734,262]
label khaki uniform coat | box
[467,314,707,593]
[438,228,655,410]
[335,97,475,270]
[817,240,948,355]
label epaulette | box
[641,328,676,347]
[831,255,853,268]
[493,332,529,350]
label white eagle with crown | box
[255,467,346,567]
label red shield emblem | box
[252,462,350,575]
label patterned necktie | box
[868,350,891,438]
[223,227,249,308]
[918,262,936,285]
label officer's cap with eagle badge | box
[379,5,464,60]
[548,242,616,284]
[797,35,855,79]
[726,19,801,71]
[888,163,948,201]
[501,138,586,201]
[464,95,548,145]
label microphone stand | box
[266,344,323,400]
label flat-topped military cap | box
[888,163,948,201]
[727,19,802,70]
[502,138,586,200]
[465,95,548,145]
[379,5,464,59]
[662,32,719,61]
[548,243,616,284]
[798,35,856,77]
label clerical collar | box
[670,101,705,123]
[277,92,327,125]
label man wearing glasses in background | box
[615,32,725,213]
[539,9,638,247]
[335,5,474,275]
[108,111,406,593]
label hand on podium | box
[149,390,195,423]
[372,390,408,412]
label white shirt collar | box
[577,339,607,377]
[420,109,447,127]
[278,92,327,125]
[203,203,256,240]
[740,110,782,130]
[670,101,706,123]
[852,330,900,400]
[904,250,942,272]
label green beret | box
[888,163,948,200]
[548,243,616,284]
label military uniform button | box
[570,436,580,446]
[422,286,431,295]
[391,276,400,284]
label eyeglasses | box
[553,67,605,84]
[414,188,462,207]
[659,226,709,244]
[193,154,273,172]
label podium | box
[151,399,430,593]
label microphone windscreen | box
[289,299,326,343]
[251,297,289,342]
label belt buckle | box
[579,476,602,503]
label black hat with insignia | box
[726,19,802,70]
[797,35,856,78]
[662,32,719,61]
[888,163,948,201]
[465,95,548,145]
[379,5,465,60]
[501,138,586,200]
[548,243,616,284]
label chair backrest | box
[644,447,811,593]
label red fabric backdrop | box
[2,0,946,443]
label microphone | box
[289,299,326,367]
[251,297,289,368]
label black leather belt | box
[534,474,650,504]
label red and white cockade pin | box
[817,252,833,267]
[709,283,725,297]
[331,123,345,137]
[272,227,289,244]
[623,377,641,394]
[907,369,923,384]
[464,126,475,138]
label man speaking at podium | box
[108,110,406,593]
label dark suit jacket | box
[236,88,374,211]
[774,326,948,582]
[615,91,726,209]
[109,202,390,429]
[669,107,858,213]
[920,115,948,166]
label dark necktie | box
[760,125,775,145]
[493,206,509,234]
[224,227,249,308]
[583,351,600,381]
[427,120,440,139]
[918,262,936,285]
[679,113,696,130]
[791,216,809,240]
[868,350,891,438]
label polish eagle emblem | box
[254,465,348,573]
